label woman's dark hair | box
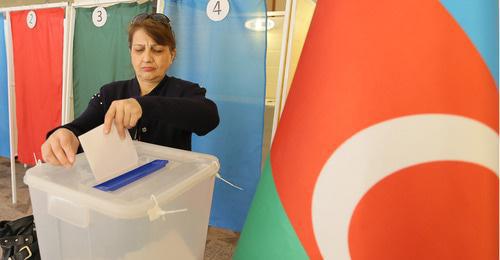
[128,13,176,50]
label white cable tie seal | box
[147,195,188,222]
[33,153,42,166]
[216,173,244,191]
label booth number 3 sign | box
[207,0,230,22]
[27,10,37,29]
[93,7,108,28]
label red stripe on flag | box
[349,161,498,259]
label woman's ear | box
[171,49,176,63]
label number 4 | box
[213,0,222,15]
[207,0,229,21]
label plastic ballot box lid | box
[24,141,220,220]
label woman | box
[41,13,219,168]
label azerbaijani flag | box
[235,0,498,259]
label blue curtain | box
[164,0,267,231]
[0,14,10,158]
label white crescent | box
[312,114,498,259]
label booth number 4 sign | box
[207,0,229,22]
[27,10,36,29]
[93,7,108,28]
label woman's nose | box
[142,49,153,62]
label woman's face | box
[130,28,175,84]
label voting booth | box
[24,141,219,260]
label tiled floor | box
[0,157,239,259]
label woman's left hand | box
[104,98,142,139]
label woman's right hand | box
[41,128,80,168]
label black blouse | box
[50,75,219,151]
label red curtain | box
[11,8,64,164]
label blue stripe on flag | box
[164,0,266,230]
[440,0,499,87]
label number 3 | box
[92,7,107,28]
[96,10,103,22]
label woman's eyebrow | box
[132,43,163,47]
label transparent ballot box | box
[24,141,219,260]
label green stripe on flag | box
[234,157,308,259]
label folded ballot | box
[78,123,138,183]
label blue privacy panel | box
[0,14,10,157]
[164,0,266,230]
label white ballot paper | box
[78,123,138,183]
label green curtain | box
[73,2,151,117]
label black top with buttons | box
[49,75,219,151]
